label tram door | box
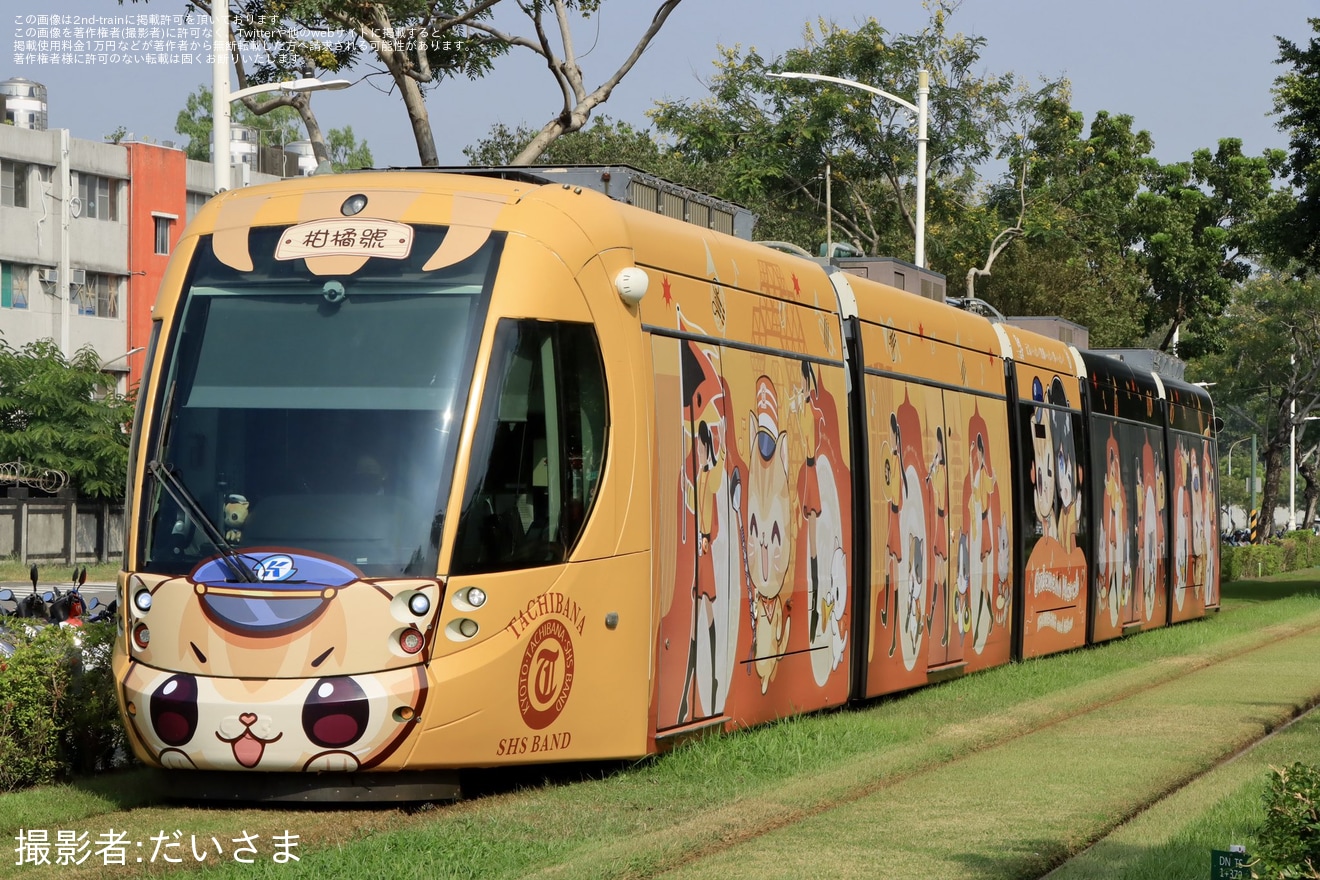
[651,331,741,729]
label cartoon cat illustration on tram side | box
[745,374,794,694]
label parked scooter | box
[0,567,58,655]
[4,566,104,666]
[9,564,51,619]
[7,565,101,629]
[87,596,117,624]
[46,566,91,625]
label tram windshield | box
[139,226,501,578]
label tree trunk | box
[1257,442,1287,541]
[290,94,331,166]
[395,74,439,166]
[1301,447,1319,533]
[332,6,441,167]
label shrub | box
[1282,537,1301,572]
[1235,544,1285,579]
[1222,545,1244,582]
[1295,531,1320,569]
[0,624,77,790]
[0,620,129,791]
[61,621,127,775]
[1220,530,1320,583]
[1253,762,1320,879]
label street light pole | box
[1225,437,1249,476]
[1291,397,1297,532]
[1292,413,1320,532]
[769,69,930,268]
[212,0,230,192]
[211,3,351,193]
[915,69,928,270]
[1223,435,1255,533]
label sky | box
[7,0,1315,171]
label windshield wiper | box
[148,459,256,582]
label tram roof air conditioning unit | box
[39,268,58,283]
[69,268,86,286]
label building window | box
[1,262,30,309]
[186,190,208,223]
[77,173,119,221]
[1,160,29,208]
[75,273,120,318]
[155,216,171,255]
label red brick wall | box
[124,142,187,391]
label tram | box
[111,167,1219,800]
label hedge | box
[1222,531,1319,583]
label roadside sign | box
[1210,848,1249,880]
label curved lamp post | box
[1223,435,1257,533]
[98,346,145,371]
[211,1,350,192]
[768,69,929,268]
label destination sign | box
[275,218,413,260]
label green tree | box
[124,0,357,166]
[1133,140,1288,358]
[465,116,809,258]
[464,116,667,169]
[648,7,1066,273]
[976,97,1287,355]
[176,84,374,174]
[210,0,683,166]
[463,0,684,165]
[975,100,1156,347]
[1271,17,1320,273]
[270,0,510,166]
[0,339,135,501]
[1192,274,1320,538]
[327,125,374,171]
[176,84,303,162]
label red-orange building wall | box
[124,143,188,392]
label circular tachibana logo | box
[518,618,575,730]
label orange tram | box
[112,167,1220,800]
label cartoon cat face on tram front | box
[119,552,438,773]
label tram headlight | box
[133,590,152,612]
[407,592,430,616]
[458,618,479,638]
[341,193,368,216]
[398,628,425,655]
[465,587,486,608]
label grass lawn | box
[1044,709,1320,879]
[2,572,1318,879]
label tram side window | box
[450,320,608,574]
